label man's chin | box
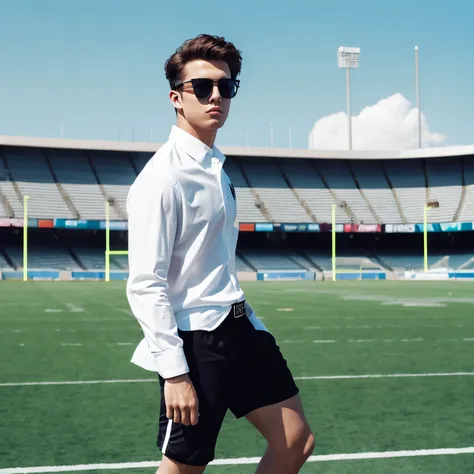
[200,118,226,130]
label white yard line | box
[304,324,467,330]
[295,372,474,380]
[7,338,473,348]
[280,314,473,320]
[1,371,474,387]
[1,446,473,472]
[2,323,469,334]
[301,338,468,344]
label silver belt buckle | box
[233,301,245,318]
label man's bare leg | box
[157,455,207,474]
[245,394,315,474]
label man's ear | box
[169,90,183,111]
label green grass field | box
[1,280,474,473]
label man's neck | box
[176,118,217,149]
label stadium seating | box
[0,251,11,269]
[224,158,268,222]
[425,157,462,222]
[0,152,23,217]
[0,144,473,226]
[4,246,78,270]
[448,253,474,270]
[384,159,427,224]
[300,252,380,271]
[376,253,446,271]
[3,148,72,219]
[240,159,310,223]
[315,160,376,224]
[46,149,112,220]
[279,159,339,223]
[350,161,403,223]
[240,249,307,271]
[2,141,473,279]
[461,158,474,221]
[89,150,137,219]
[235,254,254,272]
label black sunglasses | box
[174,78,240,99]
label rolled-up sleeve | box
[126,170,189,379]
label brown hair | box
[165,34,243,90]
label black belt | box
[230,300,246,318]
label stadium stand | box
[0,250,11,269]
[278,159,335,223]
[241,249,307,271]
[0,150,23,218]
[3,147,72,219]
[461,157,474,221]
[235,254,255,272]
[384,159,427,224]
[223,158,268,222]
[1,136,474,277]
[45,149,113,220]
[315,160,377,224]
[89,150,137,220]
[425,157,463,222]
[350,160,403,223]
[1,138,474,226]
[376,253,445,271]
[240,158,310,223]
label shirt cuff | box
[154,347,189,379]
[245,301,268,332]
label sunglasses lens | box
[192,79,213,98]
[219,79,238,98]
[190,78,239,99]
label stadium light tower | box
[338,46,360,151]
[415,45,422,148]
[289,126,296,148]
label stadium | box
[1,134,474,473]
[1,136,474,281]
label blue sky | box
[0,0,473,149]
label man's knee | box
[302,430,316,459]
[270,425,315,468]
[157,455,207,474]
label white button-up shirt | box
[126,126,267,378]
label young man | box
[126,34,314,474]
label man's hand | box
[164,374,199,426]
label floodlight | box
[337,46,361,150]
[337,47,361,69]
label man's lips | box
[207,107,222,114]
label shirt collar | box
[169,125,226,168]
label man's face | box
[171,59,235,131]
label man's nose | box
[209,85,221,103]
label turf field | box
[1,280,474,473]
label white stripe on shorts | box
[162,419,173,454]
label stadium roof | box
[0,134,473,160]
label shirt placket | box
[213,158,238,292]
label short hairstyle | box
[165,34,243,90]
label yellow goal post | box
[104,200,128,282]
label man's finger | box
[166,405,173,420]
[180,407,190,426]
[190,404,199,426]
[173,408,182,424]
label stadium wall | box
[4,270,474,282]
[1,218,474,234]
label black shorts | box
[156,302,299,466]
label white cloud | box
[308,93,447,150]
